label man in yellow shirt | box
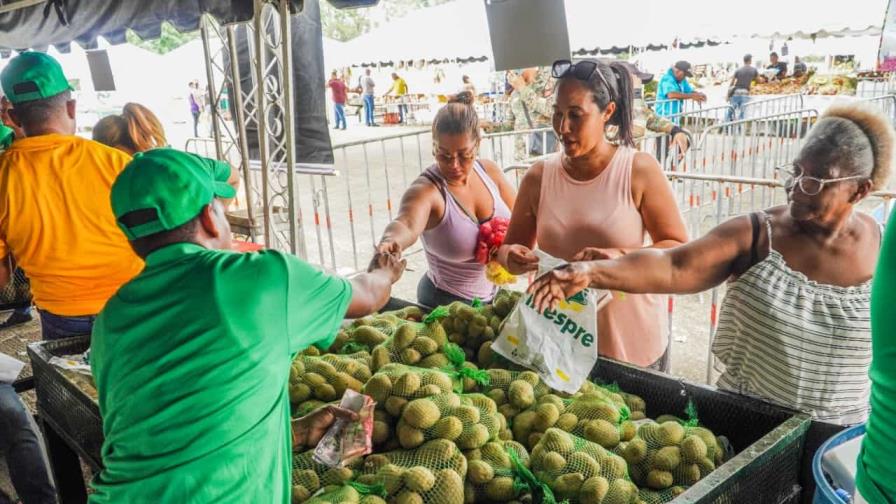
[385,72,409,124]
[0,51,143,340]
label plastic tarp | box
[0,0,302,53]
[0,0,333,168]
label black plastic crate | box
[27,335,102,470]
[592,358,811,504]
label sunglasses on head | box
[551,59,613,96]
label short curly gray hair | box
[798,102,895,190]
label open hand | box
[572,247,623,261]
[292,404,359,449]
[526,263,593,313]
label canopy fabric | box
[0,0,303,53]
[337,0,887,66]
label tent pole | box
[252,0,274,248]
[226,24,258,243]
[277,0,303,259]
[200,15,226,161]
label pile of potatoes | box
[395,392,503,450]
[291,450,359,502]
[289,353,372,410]
[464,440,531,503]
[355,439,468,504]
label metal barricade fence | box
[856,77,896,99]
[740,94,805,120]
[860,94,896,127]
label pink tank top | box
[536,148,668,366]
[421,161,512,301]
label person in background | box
[857,199,896,504]
[792,56,808,78]
[327,71,348,130]
[376,92,516,307]
[507,67,556,161]
[462,75,476,97]
[93,102,167,155]
[727,54,758,121]
[767,52,788,80]
[0,96,33,329]
[359,68,378,127]
[188,80,203,137]
[616,62,692,163]
[655,60,706,121]
[0,115,56,504]
[498,58,688,371]
[0,52,142,340]
[385,72,409,124]
[88,148,405,503]
[528,102,892,424]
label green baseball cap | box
[0,52,73,104]
[111,148,237,240]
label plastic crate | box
[592,358,812,503]
[27,335,103,470]
[0,268,32,310]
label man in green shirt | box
[89,148,405,503]
[856,207,896,504]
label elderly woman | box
[529,103,893,425]
[93,102,167,155]
[376,92,516,307]
[497,58,688,371]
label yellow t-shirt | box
[393,78,408,96]
[0,134,143,316]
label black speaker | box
[86,49,116,92]
[326,0,379,9]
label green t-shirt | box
[89,243,352,503]
[857,212,896,504]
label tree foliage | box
[126,22,200,55]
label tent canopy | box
[336,0,887,67]
[0,0,303,53]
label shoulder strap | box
[749,212,761,266]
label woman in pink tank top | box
[377,92,516,307]
[497,59,687,370]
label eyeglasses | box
[551,59,612,97]
[777,164,866,196]
[433,145,477,165]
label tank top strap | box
[421,165,448,197]
[603,145,637,207]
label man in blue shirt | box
[655,60,706,122]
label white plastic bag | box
[492,250,606,394]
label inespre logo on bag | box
[523,291,595,348]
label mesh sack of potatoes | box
[291,450,361,503]
[289,352,373,409]
[363,364,457,450]
[637,486,688,504]
[369,311,453,372]
[355,439,468,504]
[478,369,552,424]
[335,306,428,354]
[300,481,390,504]
[395,392,502,450]
[530,428,638,504]
[463,439,538,503]
[616,419,725,492]
[581,382,648,422]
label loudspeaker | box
[485,0,570,71]
[325,0,379,9]
[86,49,116,91]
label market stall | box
[29,292,836,504]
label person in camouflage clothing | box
[506,67,557,161]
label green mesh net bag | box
[369,309,452,371]
[437,291,523,367]
[637,486,688,504]
[584,381,648,421]
[616,403,726,492]
[530,428,637,504]
[363,364,457,451]
[290,450,361,502]
[355,439,468,504]
[510,389,634,452]
[477,368,552,425]
[395,392,502,450]
[464,440,545,503]
[289,353,373,414]
[299,481,389,504]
